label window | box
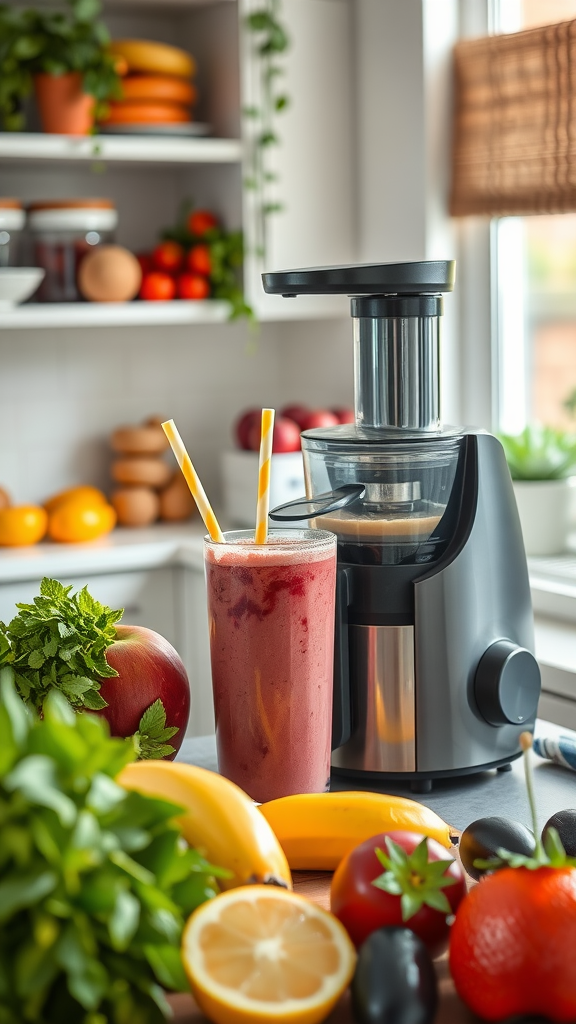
[495,0,576,434]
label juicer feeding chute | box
[263,260,541,790]
[263,260,455,433]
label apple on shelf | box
[222,403,353,528]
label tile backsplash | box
[0,316,352,507]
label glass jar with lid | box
[28,199,118,301]
[0,199,25,267]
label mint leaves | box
[135,699,180,761]
[0,577,122,712]
[0,668,222,1023]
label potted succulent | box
[0,0,120,135]
[499,424,576,556]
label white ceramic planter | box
[513,478,575,556]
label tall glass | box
[204,529,337,802]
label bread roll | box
[111,424,169,456]
[111,487,160,526]
[159,472,197,521]
[112,457,172,488]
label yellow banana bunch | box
[259,791,455,871]
[117,761,292,891]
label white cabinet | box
[0,567,178,646]
[0,0,355,329]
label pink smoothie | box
[204,531,337,802]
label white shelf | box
[0,132,243,166]
[0,300,231,329]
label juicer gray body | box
[262,260,540,783]
[331,430,540,780]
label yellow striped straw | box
[161,419,225,543]
[255,408,275,544]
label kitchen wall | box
[0,316,353,507]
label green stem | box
[521,731,545,859]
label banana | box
[117,761,292,891]
[258,791,455,871]
[109,40,196,80]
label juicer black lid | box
[261,260,456,297]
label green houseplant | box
[0,0,120,134]
[499,425,576,555]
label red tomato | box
[139,272,176,301]
[330,831,466,958]
[152,241,185,273]
[450,865,576,1022]
[177,273,210,300]
[135,252,153,276]
[187,209,218,236]
[187,244,212,276]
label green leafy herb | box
[371,836,458,922]
[499,424,576,480]
[135,699,180,761]
[0,0,121,131]
[0,667,223,1023]
[0,577,122,713]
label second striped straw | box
[255,408,275,544]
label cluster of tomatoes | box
[137,209,217,302]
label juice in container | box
[204,529,337,802]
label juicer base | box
[331,749,522,792]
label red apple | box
[235,408,261,449]
[96,624,190,759]
[247,415,301,453]
[299,409,340,431]
[332,407,355,424]
[280,404,310,429]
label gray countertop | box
[178,723,576,834]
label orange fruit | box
[44,485,108,514]
[101,100,190,124]
[120,75,197,106]
[181,886,356,1024]
[47,500,116,543]
[0,506,48,546]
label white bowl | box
[0,267,45,309]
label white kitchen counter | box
[0,521,208,582]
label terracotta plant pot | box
[34,72,95,135]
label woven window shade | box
[450,19,576,216]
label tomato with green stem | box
[330,830,466,958]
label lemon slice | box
[182,886,356,1024]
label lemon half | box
[182,886,356,1024]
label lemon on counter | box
[182,886,356,1024]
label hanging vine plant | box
[243,1,290,263]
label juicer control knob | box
[474,640,541,727]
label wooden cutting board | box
[168,871,480,1024]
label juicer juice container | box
[265,261,541,790]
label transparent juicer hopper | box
[301,433,463,566]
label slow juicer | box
[264,261,541,790]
